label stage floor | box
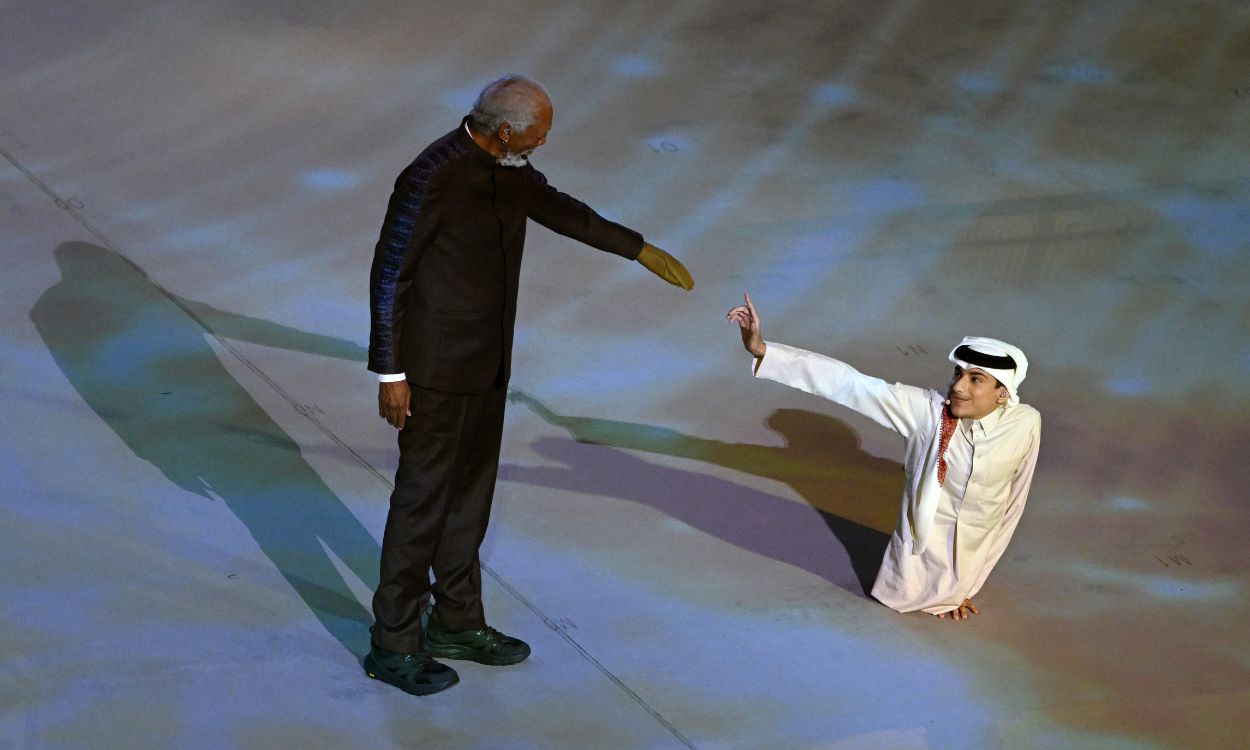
[3,2,1248,748]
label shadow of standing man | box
[31,241,380,658]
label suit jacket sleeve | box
[368,163,443,375]
[525,167,644,260]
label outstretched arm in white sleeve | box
[727,293,932,439]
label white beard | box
[497,150,531,168]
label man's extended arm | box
[526,168,692,289]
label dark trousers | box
[371,384,506,653]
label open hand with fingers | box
[725,292,766,358]
[937,599,979,622]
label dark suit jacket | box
[368,119,644,394]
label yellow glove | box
[636,242,694,290]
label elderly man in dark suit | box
[365,74,692,695]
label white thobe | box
[754,342,1041,614]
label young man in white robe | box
[726,294,1041,621]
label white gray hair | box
[469,75,550,134]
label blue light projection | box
[956,72,1003,95]
[1107,495,1149,511]
[851,177,927,214]
[1103,374,1152,397]
[611,54,659,78]
[1041,61,1115,85]
[437,83,482,114]
[166,220,247,249]
[1159,194,1250,257]
[1072,564,1238,602]
[808,82,857,107]
[299,168,358,191]
[538,335,673,398]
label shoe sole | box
[423,643,529,666]
[362,655,459,696]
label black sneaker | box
[363,642,459,696]
[424,619,531,666]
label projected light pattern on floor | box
[2,0,1249,748]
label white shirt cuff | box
[378,372,407,382]
[751,342,777,377]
